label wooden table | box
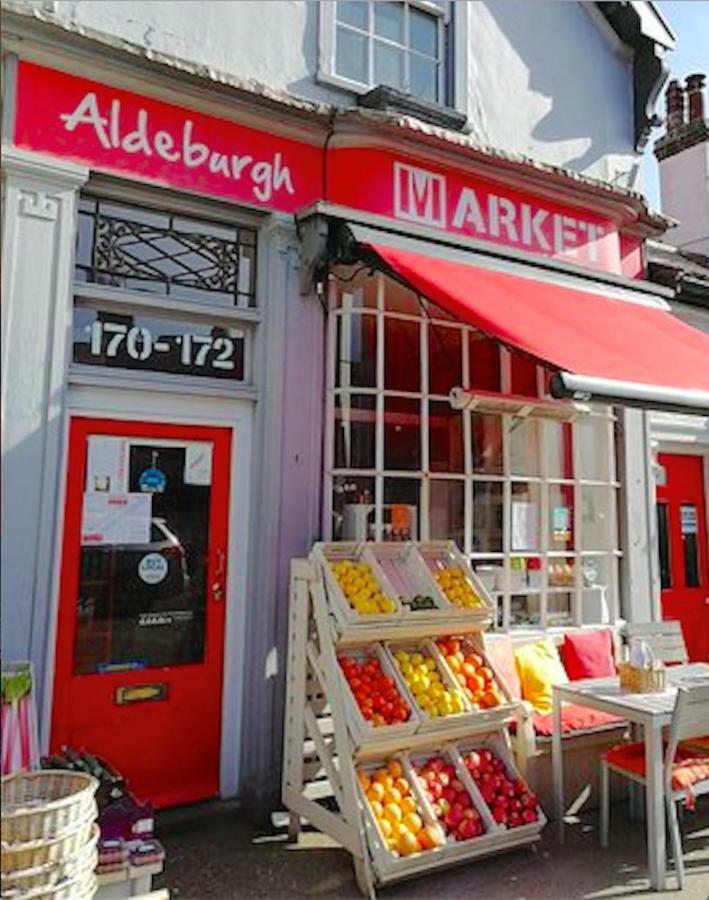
[552,663,709,891]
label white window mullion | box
[375,273,385,541]
[462,328,472,556]
[539,416,550,630]
[420,314,430,539]
[322,277,339,539]
[502,411,512,630]
[572,418,584,626]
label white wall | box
[659,141,709,257]
[21,0,639,185]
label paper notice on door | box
[81,493,151,545]
[512,501,539,551]
[86,436,129,493]
[184,443,213,485]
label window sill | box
[357,85,468,133]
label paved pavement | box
[155,799,709,899]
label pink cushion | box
[485,636,521,700]
[532,704,625,737]
[562,629,615,681]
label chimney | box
[665,79,685,133]
[654,73,709,257]
[686,73,706,123]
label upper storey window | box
[321,1,450,105]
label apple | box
[523,809,537,824]
[457,818,477,840]
[450,779,464,793]
[438,798,451,815]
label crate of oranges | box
[356,758,446,871]
[417,542,495,623]
[337,645,420,746]
[432,635,518,730]
[386,643,472,733]
[311,542,403,627]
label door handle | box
[212,548,226,602]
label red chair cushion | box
[680,735,709,754]
[605,741,709,791]
[562,629,616,681]
[532,703,625,737]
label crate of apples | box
[413,755,486,842]
[358,760,446,858]
[461,747,540,829]
[436,637,504,710]
[391,647,466,721]
[339,653,412,728]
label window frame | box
[324,268,622,634]
[318,0,467,113]
[69,180,263,394]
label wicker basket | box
[1,772,98,845]
[2,871,97,900]
[1,825,98,894]
[1,814,95,874]
[618,662,666,694]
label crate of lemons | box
[433,567,484,611]
[358,759,445,858]
[330,559,398,616]
[392,648,466,719]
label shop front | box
[3,51,709,813]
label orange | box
[357,771,371,792]
[383,803,402,823]
[396,831,421,857]
[446,655,461,673]
[367,782,385,803]
[387,759,404,779]
[480,690,499,709]
[383,787,402,806]
[479,666,494,683]
[369,800,383,819]
[419,824,446,850]
[393,777,410,796]
[374,771,394,789]
[378,818,392,838]
[401,796,417,815]
[403,812,423,832]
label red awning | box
[363,241,709,414]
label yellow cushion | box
[514,639,568,714]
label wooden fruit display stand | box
[282,541,546,897]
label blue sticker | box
[139,467,166,494]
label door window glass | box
[75,438,214,674]
[680,503,701,588]
[657,502,672,589]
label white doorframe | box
[43,381,253,799]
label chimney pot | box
[666,79,686,133]
[685,73,706,123]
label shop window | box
[76,196,257,308]
[510,354,539,397]
[321,1,449,105]
[327,267,621,630]
[429,401,464,473]
[335,311,377,388]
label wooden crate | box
[337,644,421,749]
[383,640,473,734]
[311,542,404,628]
[429,633,519,732]
[416,542,495,624]
[361,543,453,625]
[456,733,547,842]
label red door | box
[656,453,709,662]
[51,418,231,808]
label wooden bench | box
[624,620,689,665]
[485,627,630,815]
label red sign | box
[329,148,622,272]
[14,62,635,275]
[15,62,322,212]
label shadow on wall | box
[483,1,633,176]
[286,1,353,107]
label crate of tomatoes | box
[338,645,420,747]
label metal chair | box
[599,681,709,889]
[624,620,688,665]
